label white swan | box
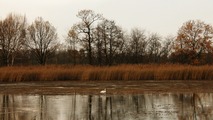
[100,88,106,94]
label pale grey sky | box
[1,0,213,41]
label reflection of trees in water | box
[132,95,146,114]
[194,93,213,120]
[88,95,92,120]
[175,94,195,119]
[1,95,17,120]
[174,93,213,120]
[2,95,9,120]
[40,95,53,120]
[70,93,76,120]
[0,93,213,120]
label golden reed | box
[0,64,212,82]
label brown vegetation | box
[0,64,213,82]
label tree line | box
[0,10,213,66]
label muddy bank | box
[0,80,213,95]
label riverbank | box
[0,80,213,95]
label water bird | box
[100,88,106,94]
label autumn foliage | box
[171,20,213,64]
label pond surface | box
[1,93,213,120]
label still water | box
[0,93,213,120]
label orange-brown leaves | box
[172,20,213,64]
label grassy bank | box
[0,64,213,82]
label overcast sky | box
[1,0,213,41]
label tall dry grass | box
[0,64,213,82]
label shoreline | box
[0,80,213,95]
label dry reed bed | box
[0,64,213,82]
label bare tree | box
[94,19,110,65]
[27,17,58,65]
[129,28,147,63]
[108,21,124,65]
[74,9,102,65]
[160,35,175,62]
[66,26,79,64]
[147,33,162,63]
[94,25,104,65]
[95,19,124,65]
[107,21,124,65]
[0,13,27,66]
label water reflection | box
[0,93,213,120]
